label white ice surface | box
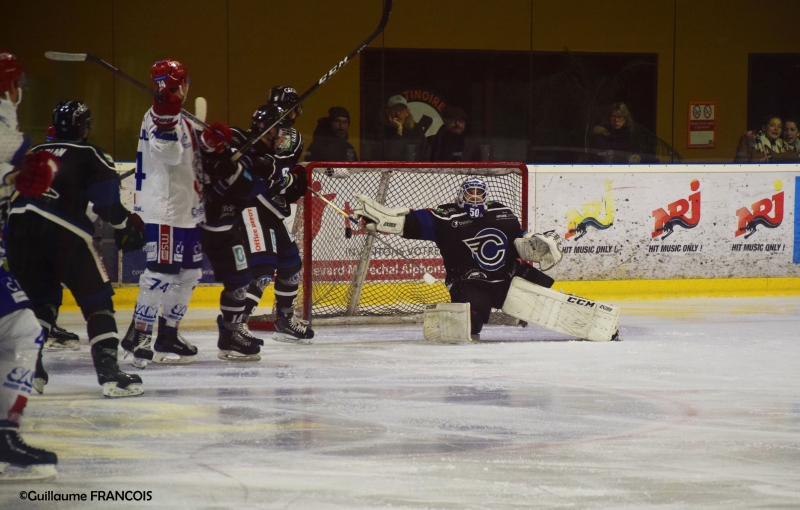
[4,296,800,509]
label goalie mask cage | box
[268,162,526,326]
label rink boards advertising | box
[114,163,800,285]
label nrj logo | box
[564,180,614,240]
[652,179,700,239]
[735,179,784,239]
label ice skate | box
[152,317,197,364]
[217,316,262,361]
[32,349,47,395]
[91,345,143,398]
[45,323,80,350]
[273,312,314,344]
[0,427,57,482]
[121,321,154,369]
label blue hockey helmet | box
[456,178,488,218]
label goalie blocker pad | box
[423,302,473,344]
[502,277,620,342]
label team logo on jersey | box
[463,228,508,270]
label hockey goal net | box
[254,162,527,327]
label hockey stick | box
[310,189,437,285]
[117,96,207,181]
[232,0,393,162]
[44,51,210,130]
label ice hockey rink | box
[3,295,800,509]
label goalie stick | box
[44,51,210,130]
[232,0,393,162]
[310,188,438,285]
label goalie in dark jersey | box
[353,178,620,343]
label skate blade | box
[217,350,261,362]
[131,357,148,370]
[102,382,144,398]
[32,378,46,395]
[152,352,195,365]
[272,333,314,345]
[0,463,57,482]
[44,339,80,351]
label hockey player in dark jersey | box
[235,87,314,344]
[5,100,147,398]
[196,119,270,360]
[355,178,555,338]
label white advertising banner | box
[530,165,800,280]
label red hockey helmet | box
[150,59,188,90]
[0,52,24,95]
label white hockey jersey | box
[133,109,205,228]
[0,98,29,198]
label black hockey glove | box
[115,213,146,253]
[203,148,241,181]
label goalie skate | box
[0,428,57,482]
[217,316,262,361]
[273,313,314,344]
[92,346,143,398]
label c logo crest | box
[463,228,507,270]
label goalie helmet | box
[151,59,188,90]
[53,100,93,141]
[456,178,488,218]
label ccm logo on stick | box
[567,296,595,307]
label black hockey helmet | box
[53,100,93,141]
[250,103,293,133]
[267,85,301,113]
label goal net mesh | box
[290,163,526,323]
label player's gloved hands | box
[515,230,563,271]
[353,194,408,235]
[114,212,146,253]
[15,151,57,197]
[203,148,239,181]
[199,122,233,153]
[151,88,182,130]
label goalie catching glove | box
[514,230,563,271]
[353,194,409,235]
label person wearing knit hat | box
[305,106,357,162]
[422,104,479,162]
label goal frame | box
[299,161,529,325]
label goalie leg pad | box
[423,303,474,344]
[502,277,620,342]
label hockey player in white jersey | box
[0,51,58,481]
[121,59,204,367]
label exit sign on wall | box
[688,102,716,148]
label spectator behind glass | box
[421,105,479,162]
[735,115,797,162]
[382,95,430,161]
[591,102,646,163]
[305,106,357,162]
[782,118,800,152]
